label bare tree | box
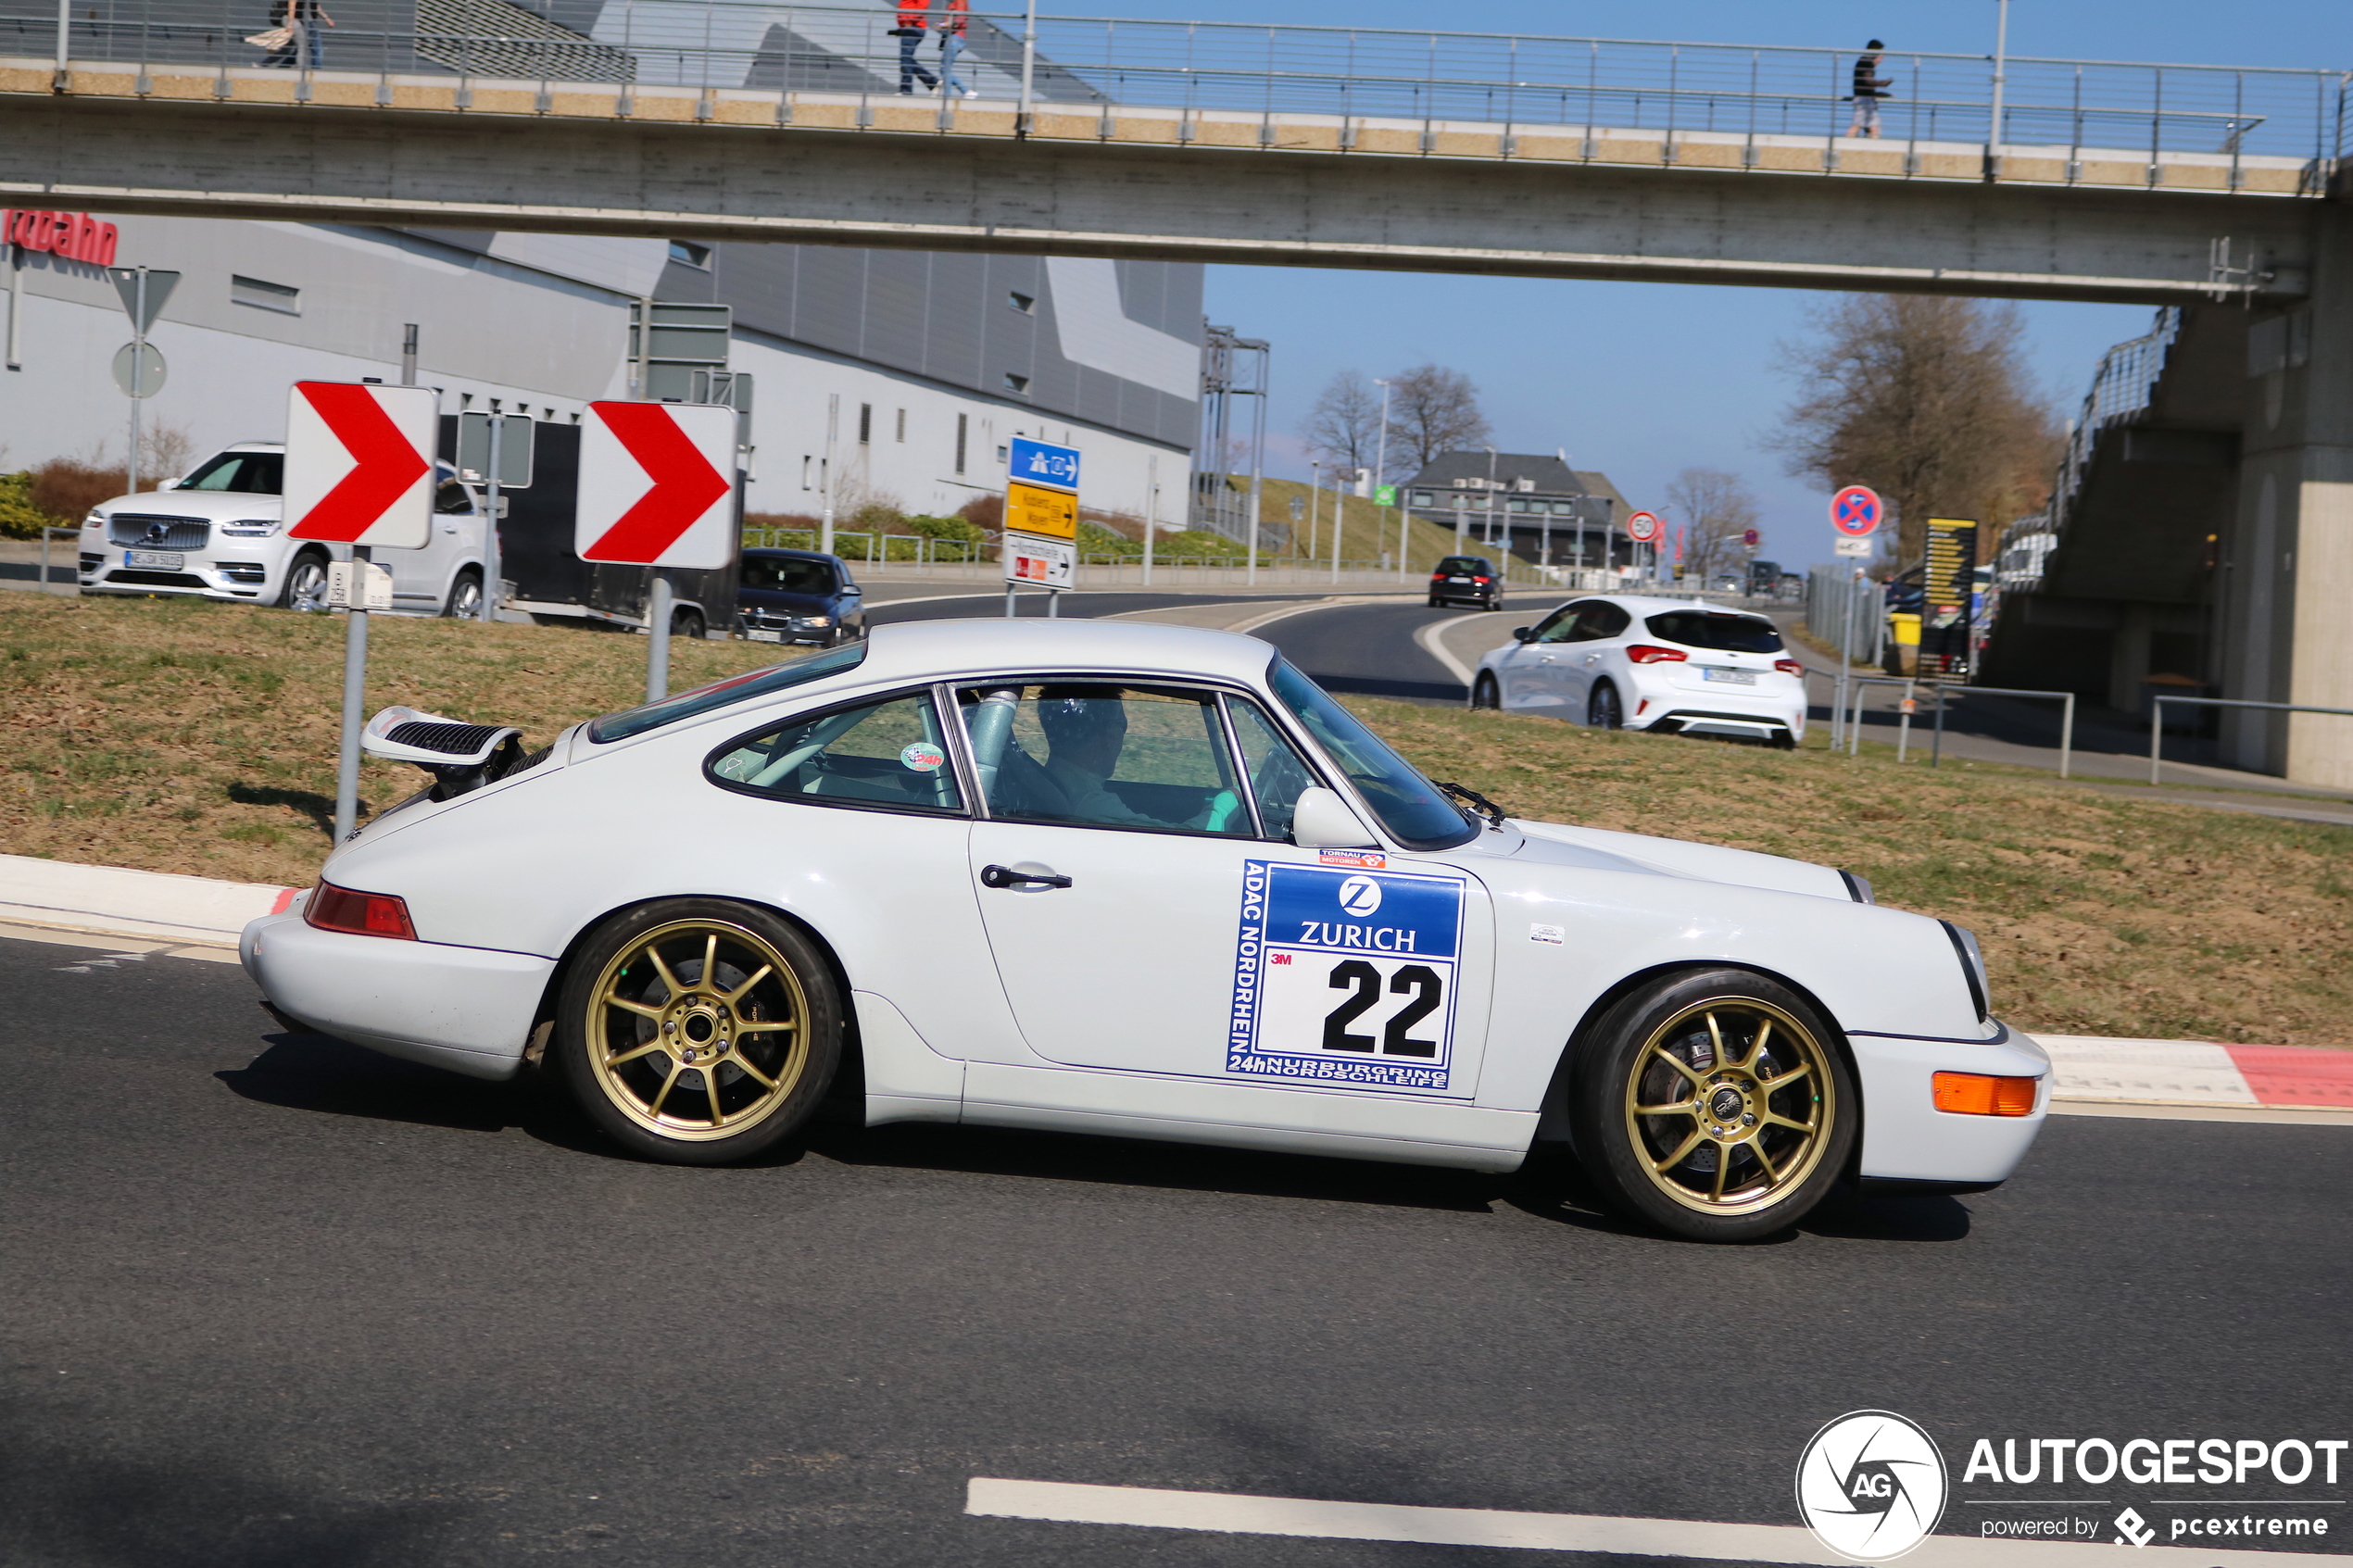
[1387,363,1492,474]
[1665,466,1761,583]
[141,420,198,485]
[1768,295,2061,563]
[1299,370,1383,483]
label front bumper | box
[1850,1022,2049,1185]
[82,543,275,601]
[242,910,555,1082]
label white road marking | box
[1414,611,1491,688]
[2051,1099,2353,1127]
[966,1478,2353,1565]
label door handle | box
[981,863,1072,890]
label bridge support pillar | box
[2221,206,2353,787]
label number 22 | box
[1322,960,1443,1058]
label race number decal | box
[1227,860,1466,1091]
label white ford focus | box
[242,620,2045,1241]
[1471,595,1809,746]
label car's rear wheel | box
[1470,671,1501,710]
[1588,682,1623,730]
[280,551,330,612]
[673,606,707,642]
[556,900,841,1165]
[1568,970,1855,1241]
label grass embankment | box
[4,593,2347,1046]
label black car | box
[737,548,865,646]
[1428,555,1504,610]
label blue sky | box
[1171,1,2344,571]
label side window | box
[1585,603,1631,639]
[709,690,963,813]
[1536,604,1593,644]
[434,476,475,516]
[957,683,1250,835]
[1226,696,1319,842]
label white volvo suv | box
[1471,594,1809,746]
[80,441,489,616]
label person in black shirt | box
[1846,41,1891,138]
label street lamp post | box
[1371,379,1394,580]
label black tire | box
[1567,968,1856,1242]
[1588,681,1623,730]
[1427,596,1441,608]
[1470,671,1501,710]
[279,550,330,612]
[555,899,842,1165]
[673,607,707,642]
[444,569,483,620]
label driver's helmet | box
[1037,684,1127,747]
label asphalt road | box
[5,933,2347,1567]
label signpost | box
[1003,436,1079,615]
[1824,485,1883,749]
[457,411,534,625]
[107,267,179,495]
[1625,508,1661,585]
[578,400,738,702]
[285,380,439,844]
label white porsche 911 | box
[243,620,2046,1241]
[1471,595,1809,746]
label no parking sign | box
[1831,485,1883,537]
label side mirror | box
[154,478,180,492]
[1511,626,1536,643]
[1290,786,1378,849]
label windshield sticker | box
[1228,860,1466,1091]
[900,743,946,772]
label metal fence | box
[12,0,2346,168]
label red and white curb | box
[3,853,2350,1115]
[0,852,293,952]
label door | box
[1560,599,1633,720]
[390,468,480,609]
[958,680,1491,1101]
[1497,602,1580,710]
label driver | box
[1036,685,1161,826]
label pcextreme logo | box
[1795,1411,1951,1562]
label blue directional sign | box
[1009,437,1080,493]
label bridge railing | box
[10,0,2345,169]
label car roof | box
[1574,594,1771,621]
[742,548,843,565]
[849,618,1279,687]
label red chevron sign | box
[283,382,436,547]
[576,402,737,569]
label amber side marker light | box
[1932,1072,2038,1116]
[305,881,418,940]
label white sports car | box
[1471,594,1809,746]
[243,620,2046,1241]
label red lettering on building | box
[2,208,119,267]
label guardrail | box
[13,1,2344,169]
[2150,696,2353,785]
[1816,675,2076,774]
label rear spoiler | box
[362,706,530,800]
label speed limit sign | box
[1626,510,1662,543]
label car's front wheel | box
[1470,671,1501,710]
[444,569,483,620]
[1567,969,1856,1241]
[280,551,330,612]
[555,900,842,1165]
[1587,681,1623,730]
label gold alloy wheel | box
[1622,997,1836,1216]
[585,919,810,1142]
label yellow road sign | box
[1005,480,1077,541]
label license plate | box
[1447,577,1470,583]
[1702,668,1757,685]
[745,628,784,644]
[127,550,183,570]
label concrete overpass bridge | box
[3,2,2351,783]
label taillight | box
[1931,1072,2038,1117]
[1773,659,1804,676]
[1626,645,1688,664]
[1474,576,1491,583]
[305,880,418,940]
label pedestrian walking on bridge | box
[937,0,977,98]
[1846,40,1891,137]
[890,0,940,94]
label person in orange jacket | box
[937,0,976,98]
[890,0,940,94]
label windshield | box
[743,556,837,595]
[1266,659,1475,850]
[1643,609,1783,654]
[588,642,867,744]
[178,452,283,495]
